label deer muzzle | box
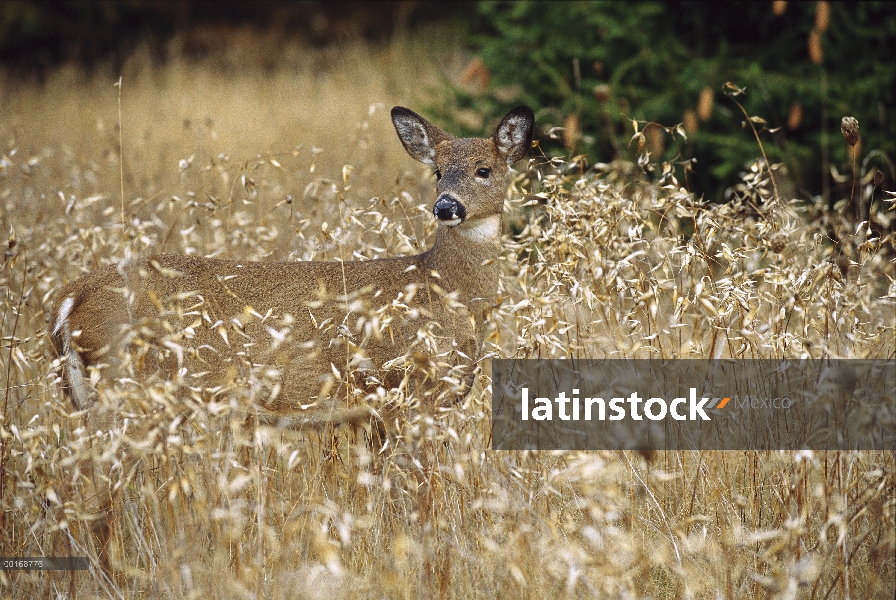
[433,195,466,226]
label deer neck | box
[424,215,502,306]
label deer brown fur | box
[49,106,535,415]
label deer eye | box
[434,168,442,180]
[476,167,491,178]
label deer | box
[49,105,535,417]
[46,105,534,572]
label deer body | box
[50,106,535,413]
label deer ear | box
[391,107,452,166]
[494,106,535,165]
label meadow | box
[1,32,893,598]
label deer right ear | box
[494,106,535,165]
[391,107,452,166]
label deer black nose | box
[433,195,466,223]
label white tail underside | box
[55,296,93,410]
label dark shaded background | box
[0,1,465,75]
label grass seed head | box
[809,29,824,65]
[697,86,714,122]
[815,1,831,33]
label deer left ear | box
[494,106,535,165]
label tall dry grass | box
[1,31,894,599]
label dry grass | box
[1,32,894,599]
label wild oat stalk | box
[115,76,125,228]
[723,82,782,205]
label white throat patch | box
[457,215,502,243]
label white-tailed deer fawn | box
[50,106,535,416]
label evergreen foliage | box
[445,1,895,203]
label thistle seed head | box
[768,232,789,254]
[841,117,859,147]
